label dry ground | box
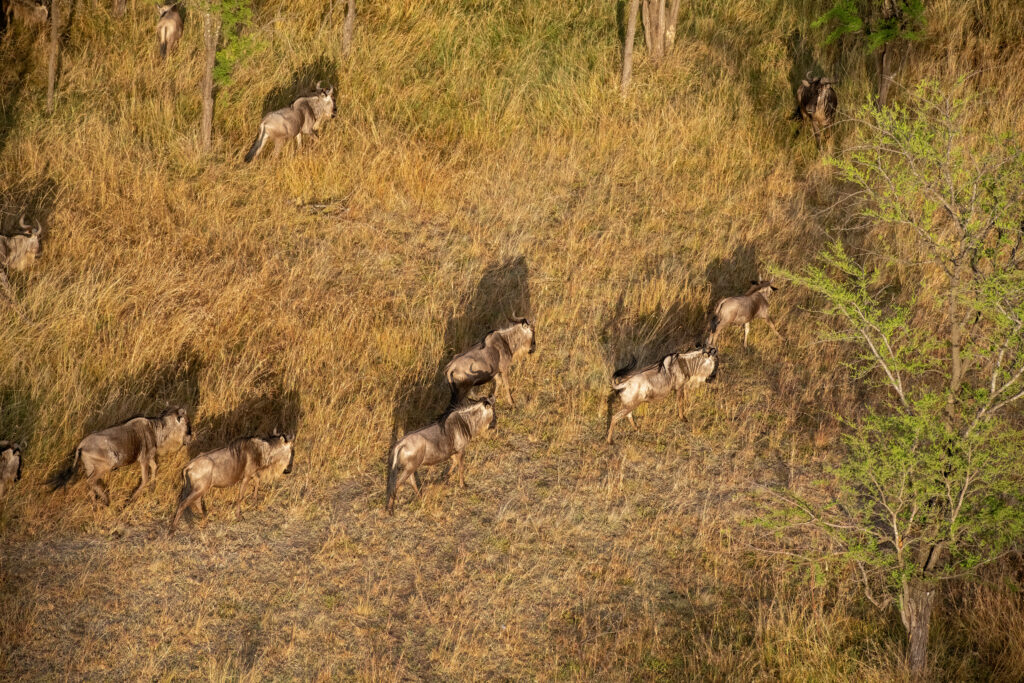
[2,0,1024,679]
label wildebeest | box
[386,398,496,513]
[0,215,41,272]
[170,433,294,532]
[0,441,21,497]
[155,4,183,59]
[791,73,838,148]
[243,85,336,163]
[606,345,718,444]
[707,280,781,348]
[3,0,47,28]
[48,408,192,508]
[445,318,536,406]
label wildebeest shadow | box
[190,382,302,457]
[261,55,339,115]
[389,256,532,444]
[599,292,705,372]
[2,171,59,248]
[0,34,38,155]
[0,383,40,473]
[79,344,205,436]
[703,240,759,311]
[786,29,824,103]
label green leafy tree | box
[770,81,1024,673]
[814,0,925,107]
[199,0,256,151]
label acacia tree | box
[814,0,924,107]
[199,0,255,151]
[770,81,1024,673]
[619,0,681,95]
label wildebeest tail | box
[47,448,81,491]
[611,357,637,389]
[176,468,194,523]
[244,123,266,163]
[709,313,721,334]
[160,39,168,59]
[385,445,399,512]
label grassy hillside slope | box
[1,0,1023,678]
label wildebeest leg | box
[628,412,640,431]
[250,478,260,507]
[125,456,151,506]
[172,488,205,530]
[296,133,302,150]
[451,451,466,488]
[273,139,283,159]
[606,408,631,444]
[677,387,687,420]
[766,318,783,340]
[743,322,750,348]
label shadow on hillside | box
[78,344,205,437]
[389,256,532,444]
[190,381,303,456]
[1,172,59,249]
[261,55,339,114]
[785,29,825,102]
[703,240,759,312]
[0,37,36,155]
[600,292,705,372]
[0,383,40,472]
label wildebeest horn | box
[801,79,810,87]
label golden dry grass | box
[1,0,1023,678]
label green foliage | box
[206,0,257,87]
[813,0,925,52]
[771,80,1024,620]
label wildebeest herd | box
[0,4,825,529]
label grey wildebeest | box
[386,398,496,513]
[1,215,41,272]
[707,280,781,348]
[3,0,47,28]
[155,4,183,59]
[48,408,192,508]
[606,345,718,444]
[243,85,335,163]
[170,433,294,532]
[0,441,22,497]
[445,318,536,406]
[791,73,838,148]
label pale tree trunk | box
[200,10,220,152]
[46,0,59,114]
[342,0,355,56]
[877,0,897,108]
[620,0,641,96]
[114,0,125,17]
[664,0,680,50]
[900,579,935,675]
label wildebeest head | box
[159,407,192,448]
[1,442,22,490]
[156,3,175,16]
[745,280,778,296]
[313,83,336,121]
[700,344,719,383]
[264,432,295,476]
[509,317,536,354]
[481,397,497,430]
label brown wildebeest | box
[48,408,192,508]
[0,441,22,497]
[155,4,183,59]
[707,280,781,348]
[4,0,47,28]
[243,85,335,162]
[170,433,295,532]
[1,215,41,272]
[445,318,536,406]
[385,398,496,513]
[605,345,718,444]
[791,73,838,148]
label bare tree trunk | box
[620,0,641,96]
[200,10,220,152]
[664,0,680,50]
[46,0,59,114]
[114,0,125,17]
[342,0,355,56]
[900,579,935,675]
[877,0,897,108]
[641,0,669,61]
[655,0,666,59]
[640,0,653,60]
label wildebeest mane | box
[439,406,475,444]
[612,357,638,380]
[490,328,515,361]
[229,437,266,467]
